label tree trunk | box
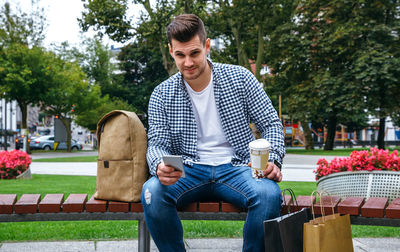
[141,1,176,76]
[60,117,72,152]
[324,116,337,150]
[301,120,314,150]
[159,42,177,76]
[377,116,386,149]
[255,24,264,81]
[231,26,244,66]
[19,103,31,154]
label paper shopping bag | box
[304,212,353,251]
[264,188,312,252]
[264,207,311,252]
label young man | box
[141,14,285,251]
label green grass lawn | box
[0,175,398,242]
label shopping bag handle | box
[310,190,335,221]
[282,188,298,214]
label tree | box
[68,37,120,98]
[38,53,103,151]
[0,1,47,152]
[208,0,295,80]
[266,0,393,150]
[79,0,208,75]
[350,2,400,149]
[75,96,135,132]
[0,1,46,47]
[0,44,53,134]
[116,40,169,121]
[391,111,400,128]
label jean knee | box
[256,180,282,208]
[141,177,164,207]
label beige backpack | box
[94,110,149,202]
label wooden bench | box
[1,194,400,252]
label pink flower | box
[0,150,31,180]
[314,148,400,180]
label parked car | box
[30,135,83,151]
[15,135,31,150]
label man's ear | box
[205,38,211,54]
[168,43,173,57]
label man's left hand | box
[248,162,282,182]
[264,162,282,182]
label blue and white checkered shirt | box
[146,61,285,176]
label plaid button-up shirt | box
[146,61,285,176]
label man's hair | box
[167,14,206,46]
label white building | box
[0,99,19,149]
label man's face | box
[169,35,210,81]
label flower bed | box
[0,150,31,179]
[315,148,400,200]
[314,148,400,180]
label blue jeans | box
[141,163,282,252]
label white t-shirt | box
[184,76,234,165]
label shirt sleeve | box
[242,69,285,164]
[146,86,171,176]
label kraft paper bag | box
[303,213,354,252]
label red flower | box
[314,148,400,180]
[0,150,31,179]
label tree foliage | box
[116,40,168,122]
[266,0,399,150]
[78,0,400,150]
[38,53,103,151]
[79,0,208,75]
[208,0,295,80]
[0,1,46,47]
[74,96,135,131]
[0,44,52,129]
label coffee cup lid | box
[249,139,271,150]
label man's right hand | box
[156,162,183,185]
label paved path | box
[1,238,400,251]
[30,152,341,181]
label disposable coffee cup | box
[249,139,271,179]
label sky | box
[1,0,142,48]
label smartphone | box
[162,155,185,178]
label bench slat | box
[39,194,64,213]
[86,196,107,213]
[15,194,41,214]
[386,198,400,219]
[63,194,88,213]
[0,194,17,214]
[108,201,129,212]
[221,202,242,213]
[361,197,388,218]
[131,203,144,212]
[313,196,341,215]
[337,197,365,216]
[293,196,315,212]
[178,202,197,212]
[199,202,219,212]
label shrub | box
[314,148,400,180]
[0,150,31,179]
